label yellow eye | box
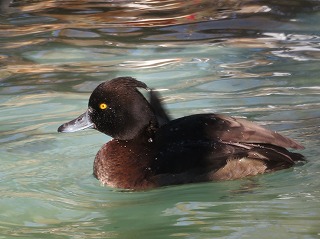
[99,103,108,110]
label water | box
[1,0,320,238]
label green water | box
[1,1,320,238]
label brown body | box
[58,77,305,190]
[93,113,304,190]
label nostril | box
[88,107,94,113]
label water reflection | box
[1,0,320,239]
[1,0,319,82]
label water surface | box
[1,0,320,238]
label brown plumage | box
[58,77,305,190]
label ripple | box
[1,1,320,239]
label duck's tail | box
[245,143,306,171]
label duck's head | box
[58,77,169,140]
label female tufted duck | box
[58,77,305,190]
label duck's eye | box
[99,103,108,110]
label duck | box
[58,77,305,190]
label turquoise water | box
[1,1,320,238]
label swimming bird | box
[58,77,305,190]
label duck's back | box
[150,113,304,185]
[156,113,303,149]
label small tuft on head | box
[105,77,148,90]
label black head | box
[58,77,169,140]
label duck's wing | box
[160,113,304,149]
[208,114,304,149]
[153,113,305,182]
